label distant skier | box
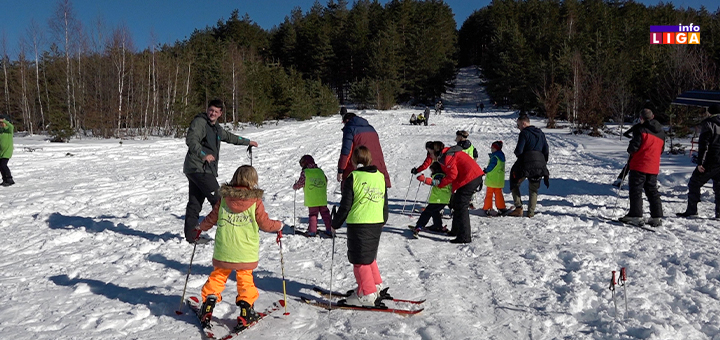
[482,141,511,216]
[183,99,258,243]
[416,113,426,126]
[331,146,388,307]
[677,104,720,219]
[435,100,443,115]
[480,103,485,113]
[293,155,333,237]
[0,116,14,187]
[427,141,485,243]
[423,107,430,126]
[412,162,451,236]
[409,114,418,125]
[508,115,550,218]
[337,111,391,188]
[620,109,665,227]
[190,165,283,330]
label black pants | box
[184,172,220,242]
[449,176,483,242]
[686,166,720,215]
[415,203,445,229]
[0,158,11,182]
[628,170,663,218]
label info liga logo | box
[650,24,700,44]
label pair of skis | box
[597,216,658,233]
[187,296,285,339]
[302,286,424,315]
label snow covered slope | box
[1,67,719,340]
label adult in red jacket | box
[337,112,391,188]
[426,141,484,243]
[622,109,665,227]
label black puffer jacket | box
[697,114,720,170]
[510,150,550,189]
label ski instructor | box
[183,99,258,243]
[337,110,391,189]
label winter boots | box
[647,217,662,228]
[236,300,260,329]
[508,206,523,217]
[619,215,643,226]
[1,178,14,187]
[343,290,381,307]
[199,295,217,328]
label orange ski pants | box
[482,187,506,210]
[201,268,259,306]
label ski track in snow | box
[1,67,720,339]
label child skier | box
[412,162,451,237]
[191,165,283,331]
[331,146,388,307]
[292,155,333,237]
[0,117,14,186]
[482,141,511,216]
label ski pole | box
[292,190,297,235]
[409,181,423,217]
[329,206,337,310]
[276,232,290,316]
[247,145,253,166]
[400,174,414,215]
[609,270,618,319]
[610,157,630,217]
[175,242,198,315]
[620,267,628,319]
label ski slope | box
[1,67,719,340]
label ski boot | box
[199,295,217,328]
[235,300,260,331]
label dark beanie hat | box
[340,107,347,115]
[709,104,720,115]
[492,141,503,150]
[299,155,315,167]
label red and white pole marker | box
[619,267,628,319]
[609,270,618,319]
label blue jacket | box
[514,126,549,162]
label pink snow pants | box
[353,260,383,296]
[308,206,332,234]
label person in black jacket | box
[183,99,258,243]
[678,104,720,219]
[508,115,550,217]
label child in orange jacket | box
[191,165,283,331]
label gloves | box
[417,174,434,186]
[276,230,283,244]
[191,227,202,243]
[411,167,418,175]
[416,174,426,182]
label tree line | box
[459,0,720,135]
[0,0,457,140]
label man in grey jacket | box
[183,99,258,243]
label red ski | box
[301,296,423,315]
[219,300,286,340]
[313,286,425,304]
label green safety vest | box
[214,200,259,263]
[346,170,386,224]
[428,173,452,204]
[485,154,505,188]
[303,168,328,207]
[462,144,475,159]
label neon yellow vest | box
[346,170,385,224]
[214,200,259,263]
[428,173,452,204]
[462,144,475,159]
[303,168,328,207]
[485,154,505,188]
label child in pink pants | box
[292,155,333,237]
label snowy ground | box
[2,67,720,340]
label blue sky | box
[0,0,718,55]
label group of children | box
[411,130,511,237]
[189,145,389,331]
[409,113,427,126]
[187,123,511,328]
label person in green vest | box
[482,141,512,216]
[412,162,451,237]
[0,116,14,187]
[292,155,333,237]
[455,130,478,160]
[191,165,283,331]
[331,146,388,307]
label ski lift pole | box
[620,267,628,319]
[609,270,618,319]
